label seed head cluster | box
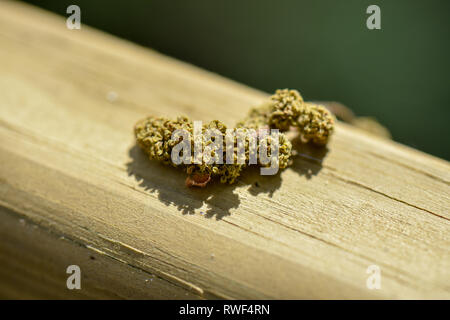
[134,89,334,186]
[240,89,335,145]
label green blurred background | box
[22,0,450,160]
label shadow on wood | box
[126,141,328,219]
[126,145,240,220]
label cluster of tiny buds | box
[134,89,334,187]
[269,89,334,145]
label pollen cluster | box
[134,89,334,187]
[241,89,335,145]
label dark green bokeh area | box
[22,0,450,160]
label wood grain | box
[0,1,449,299]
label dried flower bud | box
[296,103,335,145]
[134,89,332,187]
[135,115,291,186]
[240,89,334,146]
[134,116,192,165]
[268,89,304,131]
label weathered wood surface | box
[0,1,449,299]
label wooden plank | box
[0,205,200,299]
[0,1,449,299]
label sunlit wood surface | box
[0,1,449,299]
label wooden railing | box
[0,1,449,299]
